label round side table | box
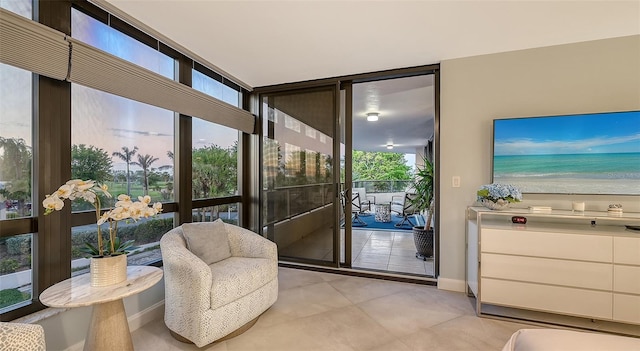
[40,265,162,351]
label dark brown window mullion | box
[176,57,192,225]
[25,0,73,319]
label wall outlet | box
[452,176,461,188]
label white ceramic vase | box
[90,254,127,287]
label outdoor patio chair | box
[353,187,375,215]
[391,192,415,228]
[338,190,366,227]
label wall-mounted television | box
[492,110,640,195]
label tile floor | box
[131,267,531,351]
[351,229,433,276]
[278,224,434,277]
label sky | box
[493,111,640,156]
[0,6,239,175]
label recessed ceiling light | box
[366,112,379,122]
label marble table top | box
[40,266,163,308]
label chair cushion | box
[182,220,232,265]
[209,256,277,310]
[0,322,46,351]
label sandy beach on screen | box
[494,177,640,195]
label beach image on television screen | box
[492,110,640,195]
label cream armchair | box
[160,220,278,347]
[0,322,46,350]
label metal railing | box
[262,180,411,226]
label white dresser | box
[466,207,640,326]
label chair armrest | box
[391,195,403,204]
[160,231,213,309]
[366,195,376,204]
[225,224,278,260]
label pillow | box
[182,220,232,265]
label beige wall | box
[438,35,640,291]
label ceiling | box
[99,0,639,155]
[352,75,434,154]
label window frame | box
[0,0,250,320]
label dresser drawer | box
[614,237,640,265]
[481,278,613,320]
[482,253,612,290]
[613,294,640,324]
[614,265,640,294]
[482,228,612,262]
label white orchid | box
[43,195,64,212]
[43,179,162,256]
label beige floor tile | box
[401,285,477,316]
[270,281,353,320]
[365,339,412,351]
[131,318,229,351]
[226,315,356,351]
[291,305,398,351]
[328,275,415,304]
[131,268,591,351]
[278,267,329,290]
[356,289,464,337]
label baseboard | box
[437,277,466,292]
[64,300,165,351]
[128,300,165,331]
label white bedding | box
[502,329,640,351]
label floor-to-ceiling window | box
[261,87,337,265]
[191,67,242,225]
[0,0,35,315]
[0,0,250,320]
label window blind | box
[0,8,69,80]
[0,7,255,134]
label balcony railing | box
[352,180,411,193]
[263,180,411,226]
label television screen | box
[492,110,640,195]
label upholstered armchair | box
[160,220,278,347]
[0,322,46,350]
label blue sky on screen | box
[494,111,640,156]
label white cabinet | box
[466,207,640,326]
[613,236,640,324]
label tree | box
[112,146,138,195]
[71,144,112,183]
[351,150,412,181]
[0,137,31,216]
[131,154,159,196]
[192,144,237,199]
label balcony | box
[265,181,434,277]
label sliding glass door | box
[261,85,341,265]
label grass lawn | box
[105,182,170,203]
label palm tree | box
[131,154,159,196]
[112,146,138,195]
[0,137,32,216]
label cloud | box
[108,128,172,137]
[495,133,640,155]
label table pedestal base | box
[85,299,133,351]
